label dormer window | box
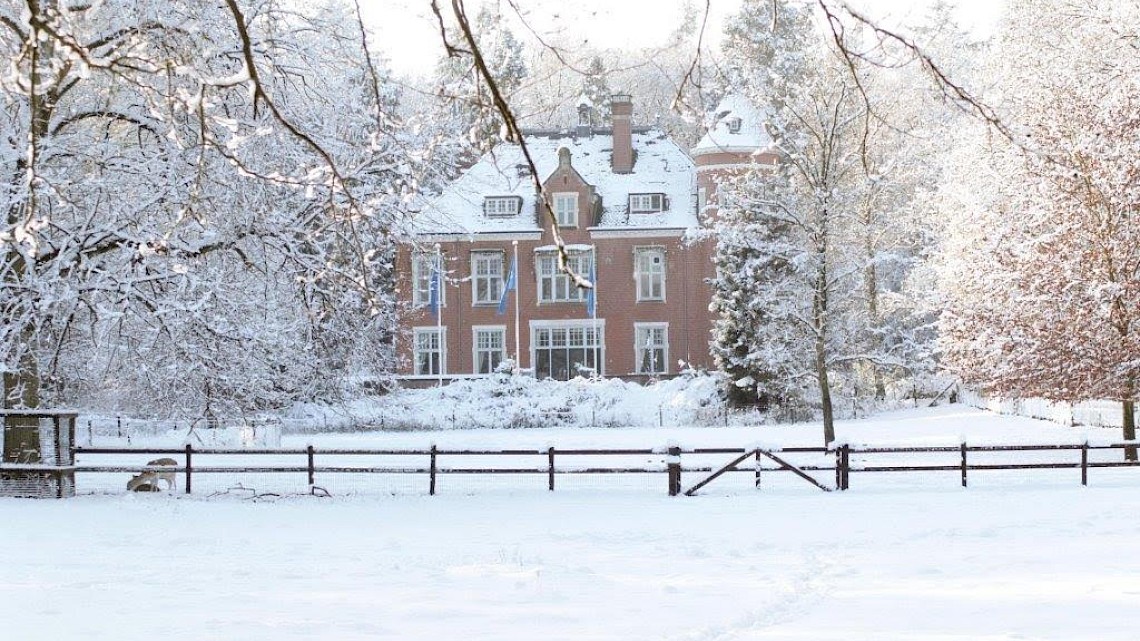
[629,193,667,213]
[726,117,742,134]
[484,196,521,217]
[515,164,531,178]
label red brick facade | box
[396,231,717,384]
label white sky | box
[362,0,1005,78]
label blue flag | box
[427,261,441,316]
[585,263,596,317]
[497,254,517,316]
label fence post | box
[754,449,762,490]
[667,445,681,496]
[841,444,850,491]
[307,445,315,486]
[547,447,555,491]
[1081,441,1088,486]
[429,445,437,496]
[184,443,193,495]
[834,447,842,489]
[960,442,968,488]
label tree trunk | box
[814,225,834,446]
[863,201,885,400]
[817,339,835,445]
[2,14,54,409]
[1124,399,1136,462]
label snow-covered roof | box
[691,94,772,156]
[413,130,697,234]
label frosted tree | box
[938,0,1140,456]
[0,0,429,413]
[720,0,814,110]
[711,0,962,441]
[713,64,873,443]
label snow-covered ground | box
[6,406,1140,640]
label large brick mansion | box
[395,94,775,383]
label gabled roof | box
[691,94,772,156]
[412,130,697,235]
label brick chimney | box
[610,94,633,174]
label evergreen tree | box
[581,56,612,125]
[434,6,529,156]
[720,0,814,110]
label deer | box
[127,458,179,492]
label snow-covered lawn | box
[4,486,1138,640]
[5,406,1140,640]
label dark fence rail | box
[72,441,1140,497]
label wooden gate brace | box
[684,449,832,496]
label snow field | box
[3,484,1139,640]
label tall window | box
[635,323,668,375]
[471,251,503,305]
[554,193,578,227]
[537,250,593,303]
[412,252,444,308]
[414,328,445,375]
[534,323,603,380]
[473,326,506,374]
[635,248,665,301]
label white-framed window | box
[484,196,521,217]
[726,117,742,134]
[635,247,666,302]
[628,193,666,213]
[412,252,445,308]
[532,320,604,380]
[414,327,446,375]
[471,251,504,305]
[472,326,506,374]
[554,192,578,227]
[634,323,668,375]
[697,187,707,214]
[536,249,593,303]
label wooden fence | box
[71,440,1140,496]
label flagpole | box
[591,247,598,378]
[512,240,521,375]
[435,242,443,388]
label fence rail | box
[71,440,1140,497]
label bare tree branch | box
[671,0,711,115]
[815,0,1015,142]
